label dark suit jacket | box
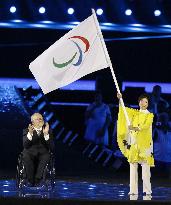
[23,128,54,155]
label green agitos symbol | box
[53,36,90,68]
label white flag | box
[29,14,109,94]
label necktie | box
[37,130,41,136]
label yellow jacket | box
[117,106,154,166]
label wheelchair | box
[16,152,56,191]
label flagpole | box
[91,9,130,126]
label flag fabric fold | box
[29,14,109,94]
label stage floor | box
[0,179,171,201]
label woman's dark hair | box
[138,93,150,103]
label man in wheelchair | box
[22,113,54,187]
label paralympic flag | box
[29,13,109,94]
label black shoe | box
[35,181,44,187]
[143,192,152,196]
[34,178,41,186]
[26,182,34,187]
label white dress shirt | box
[27,127,49,141]
[139,109,149,114]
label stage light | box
[96,8,103,15]
[10,6,16,13]
[125,9,132,16]
[41,20,53,24]
[154,10,161,16]
[11,19,23,23]
[39,7,46,14]
[68,8,74,15]
[102,23,114,26]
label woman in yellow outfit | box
[117,93,154,200]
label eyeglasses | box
[34,118,43,121]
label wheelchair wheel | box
[16,154,26,189]
[16,165,20,188]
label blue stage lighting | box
[125,9,132,16]
[154,10,161,16]
[39,7,46,14]
[68,8,74,15]
[96,8,103,15]
[10,6,16,13]
[11,19,23,23]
